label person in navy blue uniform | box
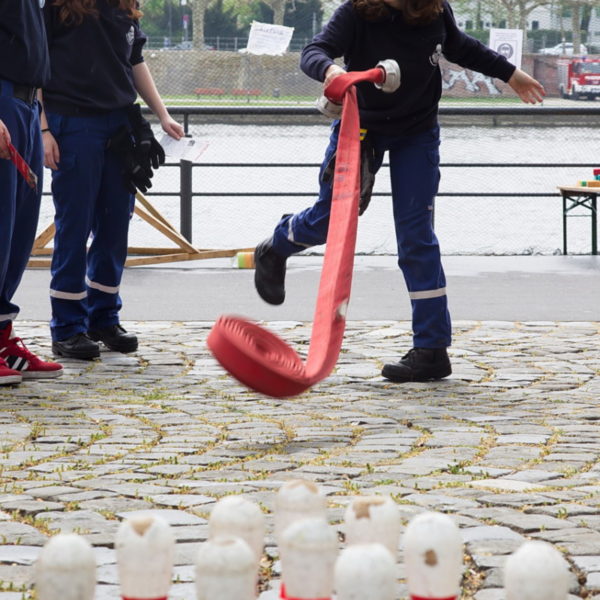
[0,0,64,384]
[254,0,545,383]
[40,0,184,360]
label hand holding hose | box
[317,59,401,119]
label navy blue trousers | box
[46,109,134,342]
[0,80,43,330]
[272,123,451,348]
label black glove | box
[106,125,153,194]
[126,103,165,171]
[358,137,376,216]
[320,137,377,216]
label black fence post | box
[180,161,193,243]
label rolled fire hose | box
[207,64,397,398]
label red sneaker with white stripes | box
[0,325,63,379]
[0,358,22,385]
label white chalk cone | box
[208,495,266,563]
[280,517,338,599]
[195,535,257,600]
[115,514,175,600]
[334,543,396,600]
[403,512,463,600]
[35,533,96,600]
[343,495,401,558]
[504,541,570,600]
[274,479,327,546]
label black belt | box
[44,99,112,117]
[13,84,37,105]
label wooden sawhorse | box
[28,191,254,268]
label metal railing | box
[42,105,600,251]
[142,106,600,245]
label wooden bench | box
[194,87,225,98]
[231,89,262,101]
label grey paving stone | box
[462,525,525,543]
[573,556,600,574]
[587,572,600,591]
[0,545,39,565]
[0,522,48,545]
[0,319,599,598]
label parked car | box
[539,42,588,56]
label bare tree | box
[261,0,288,25]
[190,0,212,48]
[562,0,598,52]
[488,0,552,29]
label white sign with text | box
[244,21,294,56]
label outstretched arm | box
[132,62,184,139]
[508,68,545,104]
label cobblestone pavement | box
[0,320,599,600]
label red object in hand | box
[7,142,38,191]
[207,68,384,398]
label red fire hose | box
[207,67,386,398]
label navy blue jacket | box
[301,1,516,135]
[0,0,50,87]
[43,0,147,114]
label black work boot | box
[254,237,287,305]
[52,333,100,360]
[88,324,138,353]
[382,348,451,382]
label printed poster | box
[489,28,523,69]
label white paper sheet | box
[244,21,294,56]
[160,134,209,163]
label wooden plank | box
[125,253,193,266]
[135,205,198,253]
[557,185,600,194]
[127,247,184,255]
[26,258,52,269]
[135,192,178,232]
[125,248,257,266]
[32,223,55,249]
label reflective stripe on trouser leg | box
[388,125,451,348]
[0,91,43,330]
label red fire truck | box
[558,57,600,100]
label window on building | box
[466,20,473,29]
[531,21,539,30]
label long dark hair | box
[52,0,142,25]
[352,0,444,24]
